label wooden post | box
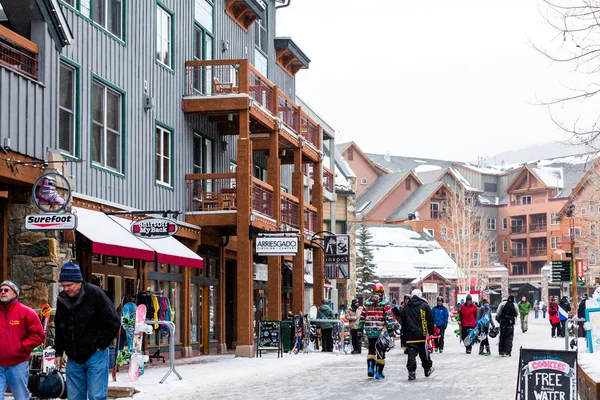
[292,148,305,314]
[218,244,227,354]
[312,150,325,308]
[235,109,254,357]
[267,127,282,320]
[0,199,7,282]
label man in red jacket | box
[458,294,478,354]
[0,280,45,400]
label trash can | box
[281,321,293,353]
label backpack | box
[500,302,517,325]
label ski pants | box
[461,325,475,352]
[478,326,490,351]
[559,320,567,338]
[520,314,529,332]
[551,322,561,337]
[321,328,333,352]
[434,326,446,351]
[367,337,385,361]
[351,329,361,353]
[406,341,432,373]
[498,323,515,355]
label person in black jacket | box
[577,293,588,338]
[54,261,120,400]
[401,289,435,381]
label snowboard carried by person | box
[463,309,490,347]
[128,304,151,382]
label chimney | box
[403,219,424,233]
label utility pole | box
[569,210,578,311]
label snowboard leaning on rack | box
[115,302,136,374]
[128,304,151,382]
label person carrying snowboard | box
[458,294,478,354]
[476,298,495,356]
[432,296,448,353]
[358,283,393,379]
[496,295,518,356]
[548,297,561,337]
[401,289,435,381]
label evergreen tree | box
[356,221,377,296]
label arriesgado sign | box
[255,236,298,256]
[131,217,178,239]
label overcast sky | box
[276,0,580,162]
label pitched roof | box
[387,182,444,221]
[365,225,458,280]
[356,173,408,216]
[365,153,453,183]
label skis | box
[128,304,151,382]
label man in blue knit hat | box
[54,261,120,400]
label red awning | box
[73,207,155,261]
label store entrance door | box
[225,260,236,350]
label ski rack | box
[564,317,586,351]
[137,290,167,363]
[145,320,182,384]
[309,319,347,355]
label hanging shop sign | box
[255,235,298,256]
[25,213,78,230]
[130,218,178,239]
[324,234,349,264]
[422,282,438,293]
[31,172,72,213]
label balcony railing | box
[301,115,319,149]
[0,25,38,80]
[511,248,527,258]
[510,225,526,234]
[278,92,299,134]
[530,247,547,257]
[510,198,545,206]
[252,177,274,219]
[249,65,276,114]
[323,167,334,192]
[304,205,318,235]
[529,223,547,233]
[281,192,300,229]
[186,174,237,212]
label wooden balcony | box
[510,225,526,235]
[323,167,334,193]
[511,248,527,258]
[304,205,318,236]
[0,25,38,79]
[281,192,300,230]
[530,247,548,257]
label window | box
[360,177,368,185]
[550,236,559,249]
[590,251,597,266]
[484,182,497,192]
[253,4,268,77]
[430,203,439,219]
[195,0,213,32]
[441,227,447,239]
[405,179,411,190]
[592,223,597,236]
[489,240,497,254]
[426,229,434,237]
[473,252,481,267]
[347,148,353,161]
[574,227,581,237]
[502,218,508,230]
[550,212,559,225]
[448,253,457,263]
[155,124,172,186]
[156,4,173,68]
[91,78,123,173]
[512,264,525,275]
[93,0,122,38]
[193,1,214,94]
[502,240,508,253]
[193,133,214,175]
[59,61,78,157]
[487,218,496,230]
[441,200,448,213]
[575,246,580,255]
[582,207,588,215]
[522,196,532,205]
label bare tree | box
[439,188,497,292]
[537,0,600,148]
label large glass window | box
[93,0,122,37]
[253,10,268,76]
[190,285,202,343]
[209,285,216,341]
[155,124,172,186]
[193,25,214,94]
[91,79,123,172]
[59,61,77,156]
[156,5,173,68]
[195,0,213,32]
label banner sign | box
[131,218,178,239]
[551,260,571,283]
[254,263,268,281]
[324,235,349,264]
[422,282,438,293]
[516,348,577,400]
[255,236,298,256]
[25,213,77,230]
[577,260,584,279]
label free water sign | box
[516,348,577,400]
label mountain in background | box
[479,141,596,166]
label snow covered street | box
[109,315,588,400]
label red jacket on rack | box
[0,299,45,366]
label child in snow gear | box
[458,294,478,354]
[432,296,448,353]
[358,283,393,379]
[518,297,531,333]
[401,289,435,381]
[496,295,518,356]
[346,299,363,354]
[548,297,561,337]
[476,299,495,355]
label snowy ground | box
[109,316,597,400]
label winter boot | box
[439,348,443,354]
[367,356,375,377]
[425,366,435,377]
[408,371,416,381]
[485,346,491,356]
[375,361,385,379]
[478,346,485,355]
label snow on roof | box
[460,163,519,175]
[414,164,442,173]
[537,153,600,166]
[449,167,480,192]
[364,225,458,280]
[335,170,353,192]
[531,166,563,188]
[414,159,428,164]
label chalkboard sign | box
[516,348,577,400]
[256,321,282,358]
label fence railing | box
[278,92,299,134]
[529,223,547,233]
[530,247,547,257]
[323,167,334,192]
[510,225,526,234]
[301,115,319,149]
[252,177,274,219]
[0,25,38,79]
[248,64,276,114]
[511,248,527,258]
[304,205,318,235]
[186,174,237,212]
[281,192,300,229]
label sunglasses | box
[0,288,11,293]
